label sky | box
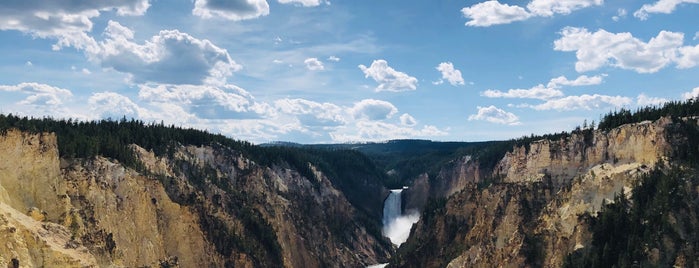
[1,0,698,144]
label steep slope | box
[0,124,392,267]
[391,116,699,268]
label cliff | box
[0,129,391,267]
[494,118,671,186]
[392,117,699,267]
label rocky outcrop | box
[0,129,391,267]
[495,118,671,186]
[404,156,484,212]
[393,117,694,268]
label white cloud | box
[677,44,699,68]
[272,98,445,141]
[327,56,341,62]
[526,0,603,17]
[89,92,147,119]
[193,0,270,21]
[547,74,604,87]
[634,0,699,20]
[0,82,73,106]
[359,60,418,92]
[400,113,417,126]
[25,61,33,67]
[435,62,465,86]
[461,0,602,27]
[0,1,148,51]
[637,94,669,106]
[94,21,241,85]
[0,81,444,143]
[351,99,398,120]
[81,68,91,75]
[278,0,328,7]
[695,32,699,40]
[329,121,446,143]
[304,57,325,71]
[524,94,632,111]
[612,8,627,21]
[482,74,604,100]
[683,87,699,99]
[138,84,271,119]
[275,98,346,127]
[468,105,521,125]
[461,1,531,27]
[554,27,687,73]
[483,84,563,100]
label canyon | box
[1,109,699,267]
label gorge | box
[1,99,699,267]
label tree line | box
[598,97,699,131]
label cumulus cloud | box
[554,27,696,73]
[435,62,465,86]
[634,0,699,20]
[192,0,326,20]
[468,106,521,125]
[0,1,149,51]
[526,0,603,17]
[547,74,604,87]
[193,0,270,21]
[304,58,325,71]
[359,60,418,92]
[327,56,341,62]
[330,121,446,142]
[461,0,602,27]
[278,0,328,7]
[461,1,531,27]
[677,44,699,68]
[612,8,628,21]
[273,98,447,141]
[89,92,147,119]
[637,94,669,106]
[275,98,345,127]
[400,113,417,126]
[523,94,632,111]
[351,99,398,120]
[0,82,73,106]
[482,75,602,100]
[138,84,271,119]
[683,87,699,99]
[94,21,241,85]
[483,85,564,100]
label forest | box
[564,164,699,267]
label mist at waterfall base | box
[382,189,420,246]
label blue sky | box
[1,0,698,144]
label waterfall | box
[381,188,419,246]
[382,189,403,226]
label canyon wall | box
[0,129,391,267]
[394,117,698,268]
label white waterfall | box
[382,189,403,226]
[381,189,419,246]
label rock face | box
[0,129,391,267]
[393,117,696,268]
[404,156,484,212]
[494,118,670,186]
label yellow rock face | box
[495,118,670,185]
[1,129,391,267]
[0,130,218,267]
[0,130,70,222]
